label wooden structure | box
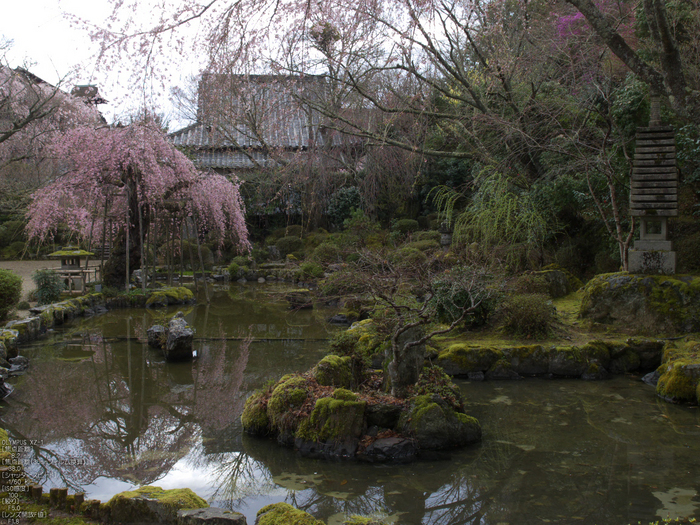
[48,248,100,293]
[628,100,678,274]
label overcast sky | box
[2,0,198,129]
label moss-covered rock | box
[255,502,323,525]
[549,347,589,377]
[267,374,310,434]
[241,390,271,436]
[145,287,196,308]
[580,273,700,333]
[312,355,353,388]
[106,486,208,523]
[294,389,366,459]
[656,340,700,403]
[501,345,549,376]
[436,344,502,376]
[399,395,481,450]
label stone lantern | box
[628,94,677,274]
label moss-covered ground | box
[431,290,665,353]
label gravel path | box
[0,260,101,299]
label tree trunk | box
[102,170,147,289]
[386,326,425,398]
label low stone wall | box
[0,287,196,360]
[435,339,664,381]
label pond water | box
[3,283,700,525]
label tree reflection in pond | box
[3,321,252,492]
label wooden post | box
[49,487,68,508]
[30,485,43,502]
[73,493,85,513]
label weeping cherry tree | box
[26,121,250,288]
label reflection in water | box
[2,284,700,524]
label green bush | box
[327,186,362,228]
[284,225,304,238]
[497,293,555,338]
[31,268,64,305]
[275,236,304,258]
[405,239,440,252]
[16,300,30,310]
[413,230,441,243]
[311,242,341,265]
[300,262,324,279]
[430,269,497,329]
[319,270,365,297]
[392,218,420,234]
[0,269,22,320]
[390,247,427,268]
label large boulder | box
[398,395,481,450]
[164,314,194,361]
[656,340,700,403]
[312,355,353,388]
[295,389,366,459]
[580,273,700,333]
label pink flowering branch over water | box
[25,122,250,251]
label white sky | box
[2,0,199,129]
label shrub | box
[405,239,440,252]
[284,224,304,238]
[392,218,420,234]
[413,230,441,243]
[497,293,555,338]
[31,268,64,305]
[390,247,427,268]
[0,269,22,320]
[319,270,365,297]
[430,268,498,329]
[311,242,341,265]
[16,300,30,310]
[327,186,362,228]
[300,262,324,279]
[275,236,304,258]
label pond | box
[2,284,700,525]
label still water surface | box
[3,284,700,525]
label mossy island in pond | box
[241,356,481,462]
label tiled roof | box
[168,74,368,170]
